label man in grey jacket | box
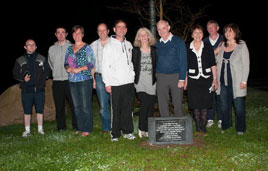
[48,27,77,131]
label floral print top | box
[64,44,95,82]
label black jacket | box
[186,42,216,78]
[12,52,51,91]
[132,46,157,85]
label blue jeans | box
[219,84,246,132]
[95,74,111,131]
[69,79,93,132]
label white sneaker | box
[22,131,31,137]
[218,120,222,128]
[38,129,45,135]
[144,132,148,137]
[237,132,244,135]
[123,133,136,140]
[111,137,119,142]
[138,129,145,138]
[206,120,214,128]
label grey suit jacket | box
[216,40,250,98]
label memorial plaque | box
[148,116,193,145]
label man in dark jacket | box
[12,39,51,137]
[203,20,224,128]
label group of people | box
[12,19,249,140]
[185,20,249,134]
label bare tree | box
[109,0,207,41]
[149,0,156,37]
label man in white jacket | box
[102,20,135,142]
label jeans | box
[95,74,111,131]
[220,84,246,132]
[69,79,93,132]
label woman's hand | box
[240,82,247,89]
[66,67,81,74]
[213,79,218,90]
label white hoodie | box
[102,36,135,86]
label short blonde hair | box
[133,27,156,47]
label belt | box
[95,72,102,76]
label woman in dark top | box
[132,27,157,138]
[184,25,218,133]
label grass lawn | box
[0,88,267,170]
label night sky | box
[1,0,265,94]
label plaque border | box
[148,116,193,145]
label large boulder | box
[0,79,55,127]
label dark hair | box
[114,20,126,27]
[97,23,109,31]
[223,23,242,46]
[72,25,85,34]
[55,27,67,33]
[191,25,204,34]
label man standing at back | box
[156,20,187,117]
[48,27,78,131]
[90,23,111,133]
[203,20,224,128]
[102,20,135,142]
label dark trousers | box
[207,93,222,121]
[220,84,246,132]
[52,80,77,130]
[137,92,155,132]
[111,83,134,138]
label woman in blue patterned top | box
[64,25,95,136]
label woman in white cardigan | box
[216,23,250,135]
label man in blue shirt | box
[155,20,187,117]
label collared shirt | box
[189,41,209,79]
[209,33,219,46]
[160,33,173,44]
[90,38,109,73]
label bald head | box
[97,23,109,41]
[157,20,170,27]
[157,20,171,40]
